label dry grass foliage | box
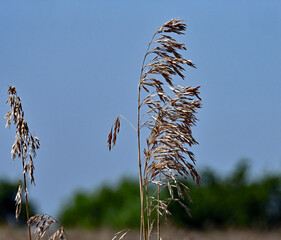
[107,117,121,151]
[5,86,67,240]
[108,19,201,240]
[28,214,67,240]
[5,86,39,187]
[5,86,40,239]
[112,229,130,240]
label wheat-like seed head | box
[28,214,67,240]
[5,85,40,224]
[112,229,130,240]
[107,19,201,238]
[139,19,201,217]
[5,86,40,185]
[107,116,121,151]
[5,86,68,240]
[15,182,23,221]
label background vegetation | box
[2,161,281,230]
[59,161,281,230]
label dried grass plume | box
[108,19,202,240]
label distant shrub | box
[169,162,281,229]
[60,162,281,229]
[60,178,141,229]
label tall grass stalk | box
[107,19,201,240]
[5,86,67,240]
[108,19,201,239]
[5,86,39,240]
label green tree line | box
[1,161,281,229]
[59,161,281,229]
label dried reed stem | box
[23,172,32,240]
[21,142,32,240]
[157,175,160,240]
[108,18,201,240]
[5,86,40,240]
[137,84,146,240]
[5,86,67,240]
[140,18,201,239]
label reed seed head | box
[15,183,23,221]
[140,19,201,217]
[107,116,121,151]
[28,214,67,240]
[5,86,40,186]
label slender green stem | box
[145,184,150,240]
[140,31,158,75]
[20,135,31,240]
[23,173,32,240]
[21,149,32,240]
[157,175,160,240]
[119,115,137,132]
[138,26,161,240]
[138,84,146,240]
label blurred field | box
[1,226,281,240]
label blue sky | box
[0,1,281,217]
